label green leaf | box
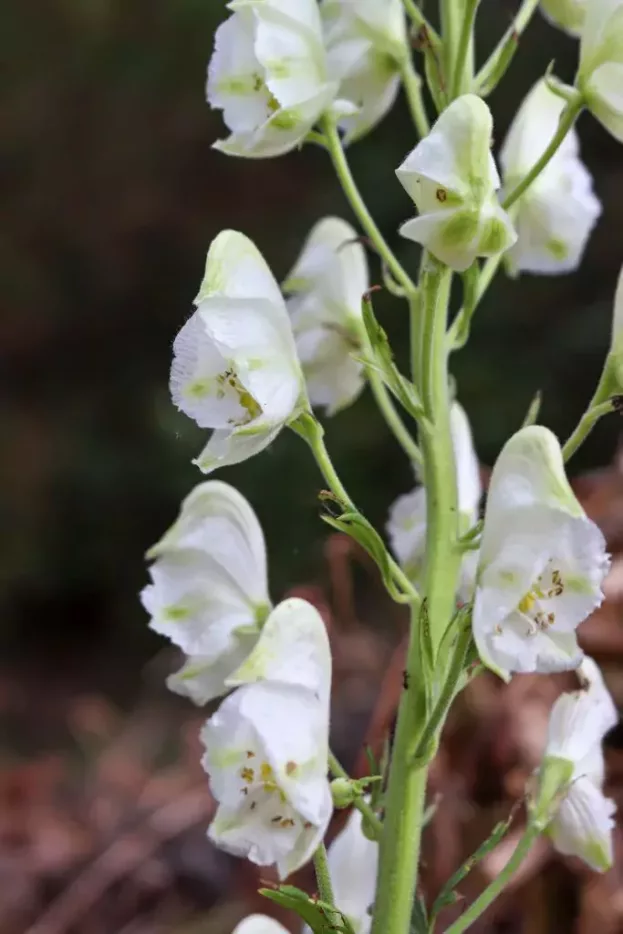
[321,509,407,604]
[260,887,356,934]
[521,390,542,429]
[409,892,429,934]
[430,807,518,923]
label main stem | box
[418,264,461,655]
[371,263,458,934]
[322,117,416,295]
[370,604,429,934]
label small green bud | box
[330,777,358,808]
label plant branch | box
[321,117,416,295]
[502,98,584,211]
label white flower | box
[233,916,289,934]
[540,0,586,36]
[327,806,378,933]
[207,0,338,158]
[321,0,408,141]
[141,481,271,704]
[284,217,368,414]
[226,596,333,705]
[202,681,332,879]
[539,659,617,870]
[473,426,610,680]
[387,402,481,584]
[396,95,517,271]
[170,230,306,473]
[500,79,601,276]
[576,0,623,143]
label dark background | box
[2,0,622,698]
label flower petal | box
[328,806,378,934]
[285,216,368,319]
[540,0,586,36]
[548,776,616,870]
[207,11,271,134]
[194,422,283,474]
[585,62,623,142]
[195,228,284,306]
[396,95,496,202]
[141,548,258,657]
[167,633,259,706]
[252,2,326,107]
[386,486,427,579]
[233,915,290,934]
[214,84,337,158]
[148,480,269,608]
[500,80,601,276]
[451,401,482,520]
[226,597,332,705]
[484,426,585,519]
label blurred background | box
[3,1,623,931]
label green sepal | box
[260,886,356,934]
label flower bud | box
[396,95,516,271]
[330,777,358,808]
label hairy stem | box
[313,842,335,906]
[370,603,429,934]
[401,56,430,138]
[322,117,416,295]
[418,264,461,654]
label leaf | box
[409,892,429,934]
[260,887,356,934]
[521,390,542,428]
[430,807,518,922]
[321,510,407,604]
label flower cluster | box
[140,0,623,922]
[142,480,333,878]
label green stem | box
[401,57,430,138]
[313,842,335,906]
[419,263,461,654]
[328,752,384,839]
[451,0,479,99]
[321,117,416,295]
[502,98,584,211]
[475,0,540,96]
[367,362,423,467]
[447,213,517,352]
[370,604,429,934]
[302,416,421,606]
[412,621,472,764]
[402,0,442,49]
[444,825,539,934]
[440,0,461,83]
[562,368,615,462]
